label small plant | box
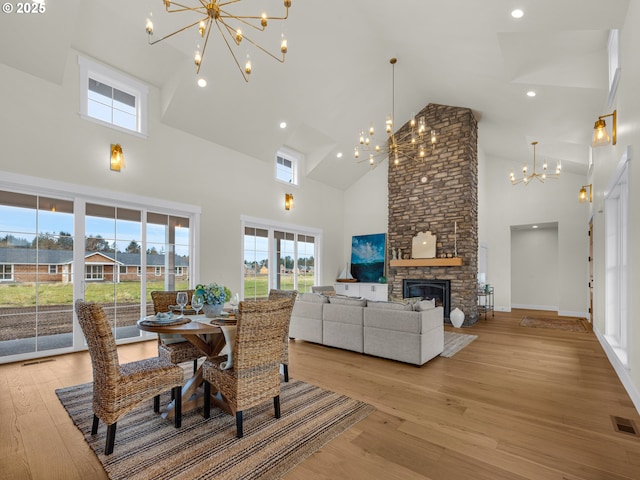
[195,282,231,305]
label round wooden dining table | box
[137,315,226,419]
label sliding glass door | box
[0,185,197,363]
[242,219,319,299]
[0,191,75,356]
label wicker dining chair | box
[267,289,297,382]
[151,290,202,373]
[75,300,183,455]
[202,297,293,438]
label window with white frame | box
[155,266,162,276]
[242,217,319,299]
[0,264,13,281]
[49,265,58,274]
[137,266,142,276]
[78,56,148,137]
[119,265,127,275]
[275,150,299,185]
[176,266,184,276]
[604,154,629,366]
[85,265,103,280]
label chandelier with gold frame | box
[145,0,291,82]
[355,58,437,168]
[509,141,561,185]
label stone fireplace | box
[387,103,478,326]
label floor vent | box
[611,416,639,437]
[22,358,56,367]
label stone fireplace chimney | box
[387,103,478,326]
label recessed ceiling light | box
[279,122,287,129]
[197,78,207,88]
[511,9,524,18]
[532,225,539,229]
[526,91,536,97]
[336,152,343,158]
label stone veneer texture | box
[387,103,478,326]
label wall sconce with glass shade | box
[110,144,124,171]
[284,193,294,210]
[579,184,593,203]
[592,110,617,146]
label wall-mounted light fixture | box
[110,144,124,171]
[592,110,617,147]
[579,184,593,203]
[284,193,294,210]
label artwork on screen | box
[350,233,386,282]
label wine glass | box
[176,291,188,316]
[230,292,240,314]
[191,293,204,316]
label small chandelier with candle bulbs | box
[145,0,291,82]
[510,141,561,185]
[354,58,437,168]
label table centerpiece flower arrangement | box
[195,282,232,318]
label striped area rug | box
[56,379,374,480]
[440,331,478,357]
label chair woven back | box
[74,300,121,406]
[151,290,195,314]
[267,290,297,365]
[233,298,293,372]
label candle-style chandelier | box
[145,0,291,82]
[510,141,561,185]
[354,58,437,168]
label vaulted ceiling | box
[0,0,630,189]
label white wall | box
[588,2,640,410]
[342,161,389,277]
[510,226,559,310]
[482,156,589,316]
[0,51,346,294]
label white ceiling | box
[0,0,630,190]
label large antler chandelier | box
[510,141,561,185]
[145,0,291,82]
[354,58,437,168]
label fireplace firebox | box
[403,279,451,319]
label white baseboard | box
[511,304,558,311]
[593,325,640,415]
[558,310,590,318]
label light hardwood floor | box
[2,309,640,479]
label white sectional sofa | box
[289,293,444,366]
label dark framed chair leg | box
[236,411,243,438]
[274,395,281,418]
[283,364,289,382]
[173,386,182,428]
[203,381,211,419]
[154,394,160,413]
[91,414,99,435]
[105,422,117,456]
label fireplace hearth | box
[403,279,451,319]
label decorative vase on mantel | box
[203,303,224,318]
[450,307,465,328]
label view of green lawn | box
[0,274,314,307]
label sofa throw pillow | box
[298,292,329,303]
[367,300,413,311]
[328,296,367,307]
[415,299,436,311]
